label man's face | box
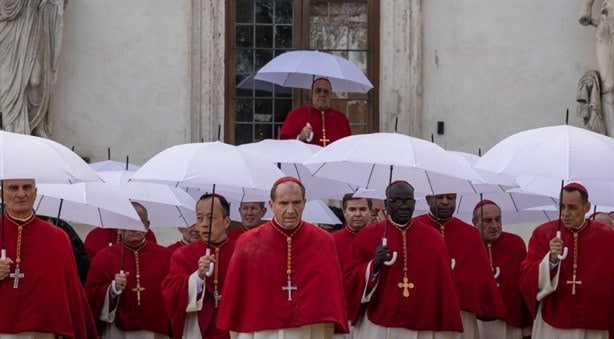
[594,213,614,228]
[343,198,371,232]
[426,193,457,220]
[386,184,415,225]
[239,202,266,229]
[196,197,230,243]
[472,204,502,243]
[179,223,201,243]
[124,204,149,247]
[311,79,332,110]
[370,199,385,224]
[560,190,590,229]
[269,182,305,229]
[3,179,36,218]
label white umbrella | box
[90,160,141,172]
[303,133,482,195]
[239,139,355,200]
[34,182,145,231]
[98,171,196,228]
[473,125,614,182]
[0,130,100,183]
[130,141,285,199]
[254,50,373,93]
[510,176,614,207]
[229,198,342,225]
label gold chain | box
[15,225,23,265]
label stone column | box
[190,0,225,142]
[379,0,422,137]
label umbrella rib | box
[509,192,520,212]
[97,208,104,228]
[366,164,376,188]
[176,206,190,227]
[424,171,435,195]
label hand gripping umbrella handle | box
[381,238,397,266]
[205,248,214,277]
[555,231,569,260]
[493,266,501,279]
[450,258,456,270]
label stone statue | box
[576,70,606,134]
[580,0,614,136]
[0,0,66,137]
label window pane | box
[275,25,292,48]
[235,123,254,145]
[236,1,254,23]
[274,99,292,123]
[254,124,273,141]
[255,25,273,48]
[256,1,273,23]
[235,49,254,74]
[235,99,253,122]
[255,98,273,120]
[255,49,273,70]
[236,26,254,48]
[275,1,292,24]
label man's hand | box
[114,271,129,292]
[198,254,216,279]
[549,237,563,264]
[0,257,14,280]
[299,123,313,142]
[373,245,389,273]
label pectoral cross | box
[319,135,330,146]
[213,289,221,308]
[398,276,414,297]
[282,279,297,301]
[566,273,582,295]
[132,283,146,306]
[10,266,24,288]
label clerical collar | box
[388,217,412,228]
[206,237,230,248]
[345,225,358,235]
[6,213,35,226]
[569,220,588,233]
[428,213,452,224]
[272,218,303,237]
[124,239,147,251]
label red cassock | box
[331,226,357,271]
[166,240,187,254]
[85,241,171,336]
[520,220,614,330]
[84,227,157,260]
[413,214,506,321]
[216,220,349,333]
[488,231,532,329]
[227,225,250,240]
[162,239,235,339]
[0,215,99,338]
[279,105,351,146]
[344,219,463,331]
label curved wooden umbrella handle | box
[450,258,456,270]
[556,231,569,260]
[205,248,214,277]
[494,266,501,279]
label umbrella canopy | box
[229,198,342,225]
[254,50,373,93]
[510,176,614,207]
[34,182,145,231]
[239,139,355,200]
[473,125,614,182]
[90,160,141,172]
[303,133,482,195]
[98,171,196,228]
[0,131,100,183]
[130,141,285,200]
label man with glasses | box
[344,181,463,338]
[472,200,532,339]
[279,77,351,147]
[414,193,506,339]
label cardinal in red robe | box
[279,78,351,147]
[84,227,157,260]
[85,218,171,338]
[217,177,348,337]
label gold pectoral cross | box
[397,276,414,297]
[132,284,146,306]
[566,273,582,295]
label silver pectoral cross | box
[213,289,221,308]
[10,266,24,288]
[282,279,297,301]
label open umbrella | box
[131,141,285,275]
[98,171,196,228]
[254,50,373,93]
[239,139,355,200]
[474,125,614,260]
[0,131,101,259]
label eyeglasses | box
[388,198,415,208]
[314,87,330,95]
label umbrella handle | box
[306,131,313,143]
[555,231,569,260]
[450,258,456,270]
[205,248,214,277]
[1,249,5,260]
[381,238,397,266]
[493,266,501,279]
